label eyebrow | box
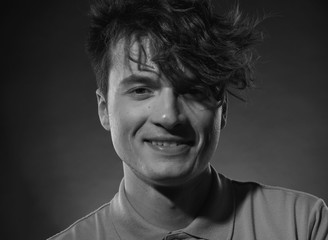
[119,74,160,88]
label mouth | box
[144,138,193,155]
[148,141,184,147]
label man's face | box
[97,39,226,186]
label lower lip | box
[145,141,191,156]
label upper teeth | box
[151,141,179,147]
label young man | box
[49,0,328,239]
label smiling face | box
[97,39,226,186]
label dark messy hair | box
[86,0,263,102]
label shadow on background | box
[2,0,328,239]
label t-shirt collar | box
[110,166,235,240]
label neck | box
[123,164,213,231]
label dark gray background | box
[2,0,328,239]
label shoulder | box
[47,201,118,240]
[227,177,328,240]
[231,179,326,212]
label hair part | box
[86,0,264,102]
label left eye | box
[184,88,208,100]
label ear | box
[220,95,228,129]
[96,89,110,131]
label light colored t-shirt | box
[48,170,328,240]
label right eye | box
[132,88,151,95]
[128,87,154,100]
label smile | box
[144,138,193,156]
[150,141,181,147]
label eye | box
[188,88,205,95]
[128,87,154,100]
[183,87,209,101]
[133,88,152,95]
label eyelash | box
[183,88,209,99]
[126,86,213,102]
[128,87,154,99]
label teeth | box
[150,141,180,147]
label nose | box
[150,88,186,129]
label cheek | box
[197,108,221,132]
[109,111,128,159]
[197,109,221,151]
[109,102,149,159]
[209,111,222,143]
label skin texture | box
[96,38,227,230]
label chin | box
[144,163,198,186]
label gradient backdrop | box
[2,0,328,239]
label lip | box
[146,136,193,143]
[144,137,193,156]
[145,141,191,156]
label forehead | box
[110,37,194,80]
[111,38,157,74]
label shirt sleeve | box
[308,198,328,240]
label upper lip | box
[144,136,194,145]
